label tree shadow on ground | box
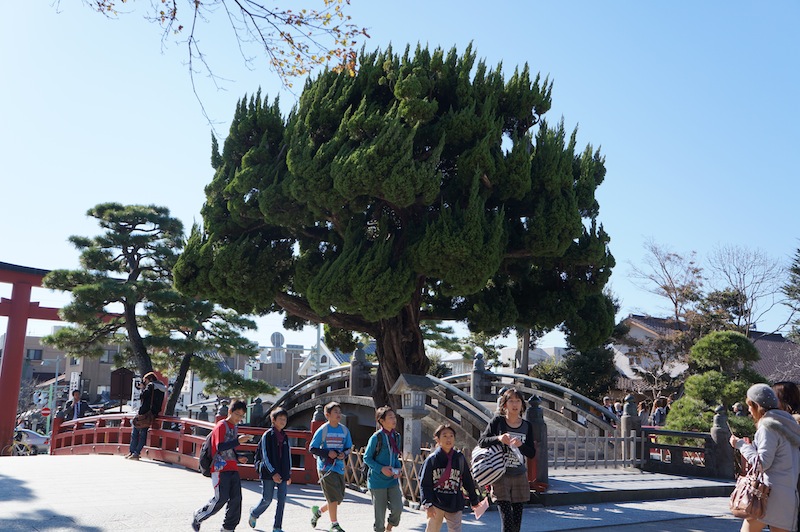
[0,472,35,502]
[0,512,102,531]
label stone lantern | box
[389,374,433,455]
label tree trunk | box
[165,352,193,416]
[124,303,153,376]
[372,304,430,410]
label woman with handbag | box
[729,383,800,532]
[477,388,535,532]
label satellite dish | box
[270,332,285,347]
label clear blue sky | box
[2,1,798,349]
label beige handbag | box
[730,454,770,520]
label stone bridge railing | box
[264,363,495,450]
[443,355,618,435]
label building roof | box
[625,314,800,382]
[751,332,800,382]
[627,314,688,335]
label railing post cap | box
[624,394,635,403]
[312,404,326,422]
[714,404,726,415]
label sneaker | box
[310,506,321,527]
[191,517,201,531]
[248,514,257,529]
[129,454,140,461]
[329,524,345,532]
[123,453,132,459]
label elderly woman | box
[729,384,800,532]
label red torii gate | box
[0,262,62,451]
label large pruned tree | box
[174,45,615,407]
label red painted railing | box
[50,414,318,483]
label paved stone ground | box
[0,455,741,531]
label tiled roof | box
[627,314,688,334]
[626,314,800,382]
[330,348,351,365]
[751,332,800,382]
[333,341,377,365]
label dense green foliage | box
[690,330,759,373]
[664,330,765,433]
[175,45,615,404]
[783,247,800,340]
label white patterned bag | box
[471,443,507,486]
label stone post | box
[620,394,640,463]
[250,398,264,426]
[710,404,734,479]
[470,353,488,401]
[525,394,548,488]
[349,343,371,397]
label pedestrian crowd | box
[116,378,800,532]
[182,388,535,532]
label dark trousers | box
[194,470,242,530]
[129,427,148,455]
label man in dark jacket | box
[63,390,95,421]
[126,372,166,460]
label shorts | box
[491,472,530,503]
[319,470,345,504]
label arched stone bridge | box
[265,361,617,450]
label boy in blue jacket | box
[364,406,403,532]
[249,408,291,531]
[420,424,481,532]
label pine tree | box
[43,204,272,413]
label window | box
[70,356,80,366]
[100,349,115,364]
[96,385,110,402]
[26,349,43,361]
[320,355,328,364]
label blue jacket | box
[364,430,402,490]
[255,428,291,480]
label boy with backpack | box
[420,424,482,532]
[248,408,292,531]
[309,402,353,532]
[192,400,252,532]
[364,405,403,532]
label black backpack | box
[198,432,214,477]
